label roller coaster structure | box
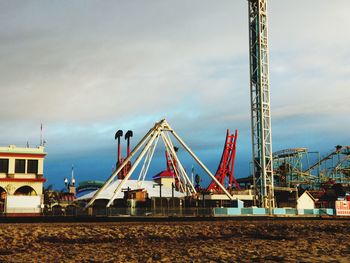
[273,146,350,188]
[207,129,240,193]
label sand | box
[0,219,349,262]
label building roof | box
[299,190,316,202]
[0,145,46,156]
[152,170,174,180]
[307,190,324,200]
[77,180,104,190]
[77,179,186,200]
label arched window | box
[0,187,6,213]
[0,187,6,199]
[14,186,37,196]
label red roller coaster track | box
[207,129,240,193]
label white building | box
[0,145,46,216]
[78,179,186,201]
[297,191,316,210]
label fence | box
[43,206,214,217]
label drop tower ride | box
[248,0,274,208]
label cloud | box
[0,0,349,187]
[0,0,247,122]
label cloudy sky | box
[0,0,349,189]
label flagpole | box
[191,165,194,185]
[40,123,43,146]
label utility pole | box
[248,0,274,208]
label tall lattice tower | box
[248,0,274,208]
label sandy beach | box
[0,219,349,262]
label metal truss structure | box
[85,119,234,208]
[248,0,274,207]
[272,146,350,189]
[207,129,240,193]
[330,146,350,183]
[304,146,350,185]
[273,148,317,187]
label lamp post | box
[171,182,175,198]
[64,165,76,195]
[153,183,163,213]
[202,191,206,208]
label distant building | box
[0,145,46,216]
[152,170,175,189]
[297,191,316,210]
[78,179,186,202]
[76,180,104,197]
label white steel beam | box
[85,120,162,208]
[160,134,185,192]
[160,132,196,194]
[169,127,234,200]
[106,128,162,207]
[137,135,160,186]
[162,132,186,192]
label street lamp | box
[64,165,76,194]
[64,178,68,187]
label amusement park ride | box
[273,146,350,188]
[248,0,274,208]
[86,120,237,208]
[84,0,273,209]
[115,130,133,179]
[84,0,350,209]
[207,130,240,193]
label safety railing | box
[42,207,214,217]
